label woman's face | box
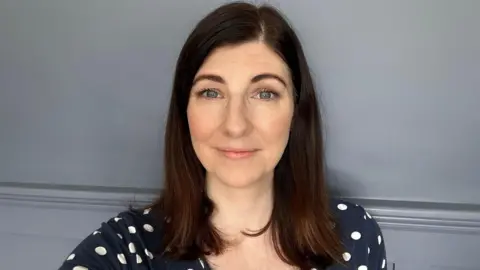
[187,41,295,189]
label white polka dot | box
[95,246,107,256]
[363,215,366,220]
[117,233,123,239]
[114,217,122,222]
[143,224,154,232]
[382,258,386,268]
[117,253,127,264]
[337,203,348,211]
[342,252,351,262]
[311,268,317,270]
[351,231,362,240]
[129,242,136,253]
[368,247,370,254]
[73,267,88,270]
[66,254,75,260]
[145,249,153,259]
[358,266,368,270]
[366,212,372,219]
[378,235,382,245]
[136,254,143,263]
[143,208,151,215]
[128,226,136,234]
[92,231,100,235]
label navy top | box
[58,199,386,270]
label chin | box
[211,170,268,189]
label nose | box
[222,96,251,138]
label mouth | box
[216,148,259,159]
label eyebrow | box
[192,73,288,88]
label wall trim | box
[1,182,480,234]
[350,197,480,234]
[0,182,156,211]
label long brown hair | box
[150,2,344,269]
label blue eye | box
[256,89,278,100]
[200,89,220,99]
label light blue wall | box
[1,1,479,269]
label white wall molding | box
[350,197,480,235]
[2,182,480,234]
[0,182,156,211]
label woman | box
[59,2,386,270]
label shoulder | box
[58,207,162,270]
[329,198,381,243]
[328,198,387,269]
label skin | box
[187,41,296,270]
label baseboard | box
[1,182,480,234]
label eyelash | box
[196,88,279,100]
[257,89,279,100]
[197,88,221,99]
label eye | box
[198,88,221,99]
[254,89,279,100]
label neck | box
[206,173,274,239]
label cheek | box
[263,117,291,139]
[187,104,222,172]
[187,105,217,142]
[255,106,293,151]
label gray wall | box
[1,0,479,269]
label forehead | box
[196,42,291,80]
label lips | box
[217,148,258,159]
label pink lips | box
[218,148,258,159]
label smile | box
[217,148,259,159]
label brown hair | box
[150,1,344,269]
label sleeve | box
[331,199,387,270]
[364,209,387,270]
[58,209,156,270]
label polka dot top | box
[58,199,387,270]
